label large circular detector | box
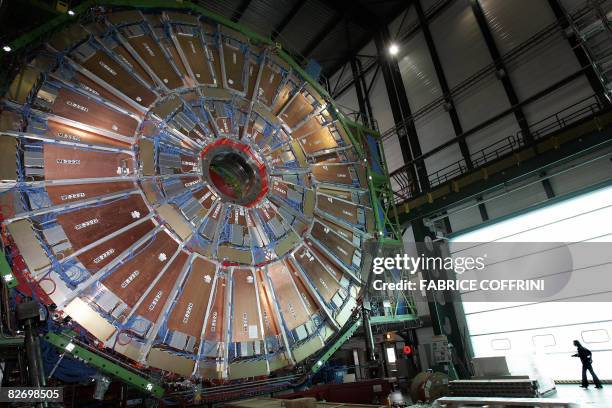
[0,6,376,381]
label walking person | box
[572,340,603,389]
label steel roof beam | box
[271,1,307,41]
[231,0,253,22]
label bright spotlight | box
[3,45,12,52]
[68,10,76,16]
[388,43,399,56]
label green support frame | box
[310,319,361,375]
[342,119,403,243]
[45,331,164,398]
[0,252,18,289]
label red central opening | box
[201,139,268,207]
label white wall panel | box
[448,201,485,233]
[382,135,405,173]
[430,0,493,89]
[507,32,584,101]
[335,85,360,117]
[455,76,518,154]
[398,31,443,112]
[415,108,461,178]
[548,147,612,197]
[364,69,395,133]
[479,0,557,54]
[452,78,507,124]
[483,180,549,221]
[480,0,585,108]
[523,76,594,129]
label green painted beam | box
[44,332,164,398]
[311,319,361,374]
[0,252,18,289]
[370,314,419,325]
[0,336,24,346]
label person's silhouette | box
[572,340,603,389]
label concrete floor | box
[401,383,611,407]
[552,383,611,407]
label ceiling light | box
[3,45,11,52]
[388,43,399,56]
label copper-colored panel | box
[180,154,198,173]
[268,149,287,168]
[43,144,133,180]
[77,220,156,272]
[287,262,319,315]
[0,109,21,131]
[198,186,218,210]
[80,51,157,107]
[50,88,138,137]
[258,65,282,106]
[222,43,245,91]
[203,274,225,342]
[317,217,356,244]
[215,117,232,134]
[46,181,135,205]
[253,126,266,146]
[300,127,338,155]
[256,269,280,336]
[267,262,309,330]
[205,45,223,89]
[245,61,260,100]
[163,38,190,80]
[179,175,200,190]
[293,245,340,302]
[292,116,323,139]
[229,207,248,226]
[270,181,288,199]
[71,72,137,113]
[310,163,353,185]
[56,195,149,251]
[193,184,211,200]
[317,187,352,201]
[316,194,359,224]
[256,205,275,223]
[166,257,215,337]
[112,45,155,86]
[126,35,183,89]
[310,222,355,266]
[188,124,208,144]
[271,82,293,115]
[176,35,215,85]
[280,94,314,129]
[136,251,189,323]
[102,231,179,307]
[231,268,261,342]
[306,241,343,281]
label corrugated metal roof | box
[240,0,302,39]
[190,0,410,75]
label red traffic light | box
[403,345,413,355]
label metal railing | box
[389,94,606,204]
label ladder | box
[568,0,612,101]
